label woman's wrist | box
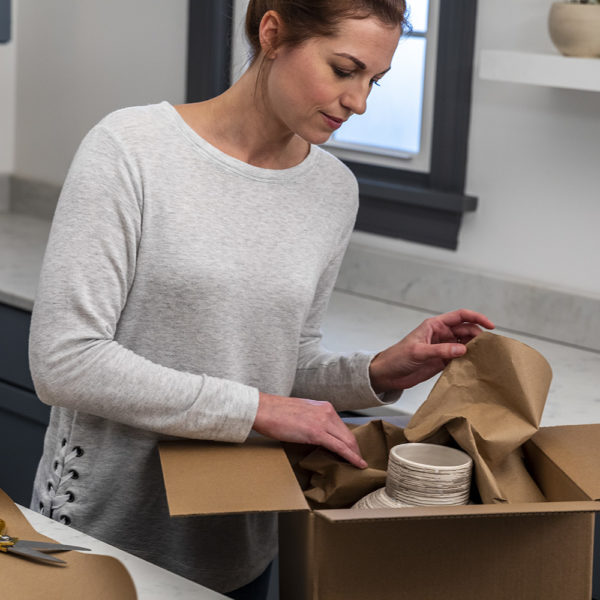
[368,352,388,394]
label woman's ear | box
[258,10,284,59]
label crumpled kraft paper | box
[404,331,552,503]
[298,332,552,508]
[298,419,407,509]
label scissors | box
[0,518,90,564]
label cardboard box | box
[159,424,600,600]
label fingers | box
[413,341,466,362]
[422,310,494,346]
[253,394,367,469]
[446,308,496,329]
[322,432,367,469]
[432,309,495,331]
[450,323,484,342]
[314,403,367,469]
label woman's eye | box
[333,65,382,87]
[333,67,353,79]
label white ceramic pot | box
[548,3,600,58]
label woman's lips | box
[321,112,344,130]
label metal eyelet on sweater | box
[61,438,67,447]
[39,502,44,511]
[66,491,75,503]
[68,469,79,480]
[59,515,71,526]
[73,446,84,457]
[47,482,53,491]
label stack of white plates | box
[353,443,473,510]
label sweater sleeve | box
[291,204,402,410]
[29,123,258,443]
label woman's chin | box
[299,130,334,146]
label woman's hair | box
[245,0,409,63]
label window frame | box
[324,3,436,171]
[0,0,11,44]
[186,0,478,250]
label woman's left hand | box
[368,309,495,393]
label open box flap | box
[315,500,600,523]
[532,425,600,500]
[159,437,309,516]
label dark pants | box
[227,562,273,600]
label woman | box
[29,0,493,597]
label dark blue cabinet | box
[0,303,50,505]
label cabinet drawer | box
[0,381,49,506]
[0,302,35,391]
[0,378,49,426]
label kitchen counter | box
[0,212,50,311]
[323,289,600,427]
[16,503,227,599]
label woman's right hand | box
[253,392,367,469]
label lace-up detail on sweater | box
[43,440,83,522]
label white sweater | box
[29,101,397,592]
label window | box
[187,0,479,249]
[327,0,436,174]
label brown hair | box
[245,0,409,64]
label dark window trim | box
[186,0,234,103]
[349,0,479,249]
[186,0,478,250]
[0,0,11,44]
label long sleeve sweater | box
[29,101,398,592]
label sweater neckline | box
[160,100,318,182]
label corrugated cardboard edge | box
[315,500,600,524]
[278,512,317,600]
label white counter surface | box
[322,290,600,427]
[16,504,227,600]
[0,212,50,310]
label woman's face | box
[264,16,401,145]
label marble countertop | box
[0,212,50,311]
[16,504,227,599]
[322,290,600,428]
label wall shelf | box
[479,49,600,92]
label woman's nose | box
[340,84,369,116]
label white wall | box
[13,0,188,186]
[9,0,600,298]
[353,0,600,298]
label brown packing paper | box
[0,488,137,600]
[298,332,553,508]
[298,419,408,509]
[404,331,553,503]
